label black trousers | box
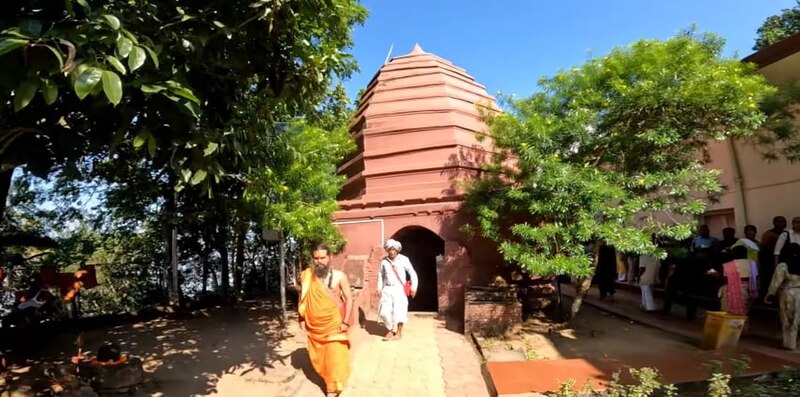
[662,270,699,320]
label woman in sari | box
[766,243,800,350]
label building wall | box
[706,137,800,237]
[332,47,504,331]
[702,47,800,238]
[332,207,505,329]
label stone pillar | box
[351,246,385,327]
[341,254,366,329]
[439,241,470,326]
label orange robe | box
[298,269,350,394]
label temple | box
[332,44,504,328]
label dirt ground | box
[1,300,318,396]
[477,303,699,362]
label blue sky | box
[342,0,798,100]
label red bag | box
[390,264,413,297]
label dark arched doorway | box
[392,226,444,312]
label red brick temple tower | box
[332,44,503,329]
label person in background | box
[732,225,760,264]
[765,243,800,350]
[775,217,800,266]
[661,239,693,317]
[712,245,758,316]
[691,225,720,271]
[760,216,787,295]
[595,243,617,301]
[376,239,418,341]
[627,252,640,284]
[719,227,738,264]
[617,252,629,282]
[682,225,720,320]
[638,253,660,312]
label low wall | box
[464,286,521,336]
[521,277,557,313]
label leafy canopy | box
[465,32,775,278]
[1,0,367,198]
[244,120,355,249]
[754,1,800,50]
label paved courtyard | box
[2,304,487,396]
[281,314,490,397]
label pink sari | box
[723,261,745,315]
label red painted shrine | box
[332,44,504,328]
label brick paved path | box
[276,314,490,397]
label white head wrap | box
[384,239,402,252]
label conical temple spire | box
[410,43,425,54]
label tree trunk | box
[234,221,246,296]
[162,223,171,304]
[210,265,219,291]
[268,252,269,295]
[170,219,179,305]
[164,185,180,307]
[201,226,213,294]
[219,224,230,296]
[279,231,287,321]
[568,242,601,321]
[201,256,209,294]
[0,167,13,227]
[569,277,592,320]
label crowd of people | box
[594,215,800,350]
[296,216,800,396]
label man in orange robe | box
[298,242,353,397]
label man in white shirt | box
[774,217,800,265]
[638,254,660,312]
[376,239,418,340]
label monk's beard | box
[314,265,330,279]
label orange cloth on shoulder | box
[298,269,350,393]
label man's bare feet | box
[326,392,340,397]
[382,331,395,341]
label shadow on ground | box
[290,348,324,393]
[1,300,310,396]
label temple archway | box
[391,226,444,312]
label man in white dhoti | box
[638,254,660,312]
[376,239,418,341]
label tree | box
[244,118,355,318]
[754,1,800,50]
[251,123,353,245]
[0,0,193,220]
[0,0,368,221]
[1,0,367,310]
[749,3,800,163]
[750,82,800,163]
[464,32,775,319]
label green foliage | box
[244,120,355,249]
[1,0,367,312]
[465,31,774,281]
[553,368,675,397]
[707,373,732,397]
[0,0,179,184]
[754,1,800,50]
[79,227,165,315]
[752,81,800,163]
[1,0,367,200]
[553,362,800,397]
[749,3,800,165]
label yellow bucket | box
[701,311,747,350]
